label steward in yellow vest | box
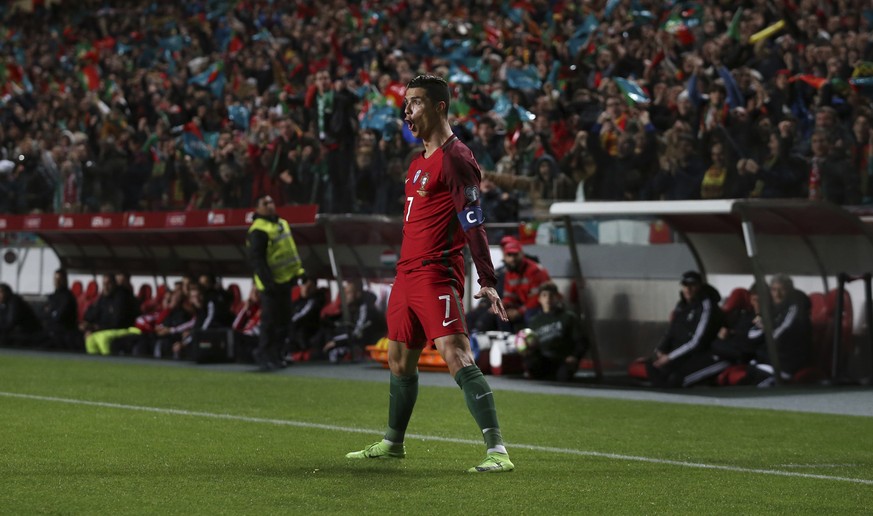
[246,195,304,371]
[247,201,305,292]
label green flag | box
[727,8,743,41]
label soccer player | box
[346,75,514,473]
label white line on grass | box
[2,390,871,486]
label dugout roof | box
[0,206,403,281]
[550,199,873,289]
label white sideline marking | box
[2,391,872,486]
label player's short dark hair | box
[407,74,451,114]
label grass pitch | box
[1,353,871,514]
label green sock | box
[454,365,504,449]
[384,374,418,443]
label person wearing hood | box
[645,271,729,388]
[247,194,305,371]
[529,153,576,202]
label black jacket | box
[757,290,813,375]
[45,286,78,331]
[330,292,386,347]
[658,285,723,361]
[528,306,588,360]
[290,291,325,340]
[84,289,137,331]
[247,213,283,291]
[0,294,42,335]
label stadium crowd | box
[2,0,873,219]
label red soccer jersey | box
[397,136,496,287]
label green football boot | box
[467,452,515,473]
[345,441,406,459]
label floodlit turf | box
[1,354,872,514]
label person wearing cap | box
[644,271,727,388]
[520,282,588,382]
[500,236,553,331]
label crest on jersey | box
[413,169,422,184]
[417,172,430,197]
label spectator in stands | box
[588,109,657,200]
[535,154,577,201]
[700,141,735,199]
[80,274,140,355]
[802,106,853,160]
[321,279,386,363]
[352,129,387,214]
[494,137,524,177]
[648,132,706,201]
[519,282,588,382]
[468,118,504,172]
[849,113,873,203]
[559,130,593,201]
[735,121,806,199]
[3,1,873,216]
[643,271,728,388]
[0,283,43,347]
[806,129,859,204]
[264,117,317,206]
[306,69,359,213]
[42,269,81,350]
[0,160,15,213]
[479,176,519,226]
[374,156,407,216]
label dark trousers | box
[523,349,578,382]
[324,143,354,213]
[646,351,729,388]
[256,282,292,365]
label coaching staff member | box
[247,194,305,371]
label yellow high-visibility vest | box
[247,217,304,290]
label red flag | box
[790,74,827,89]
[228,35,243,54]
[80,65,100,91]
[95,37,116,51]
[183,121,203,140]
[385,82,406,107]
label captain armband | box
[458,205,485,230]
